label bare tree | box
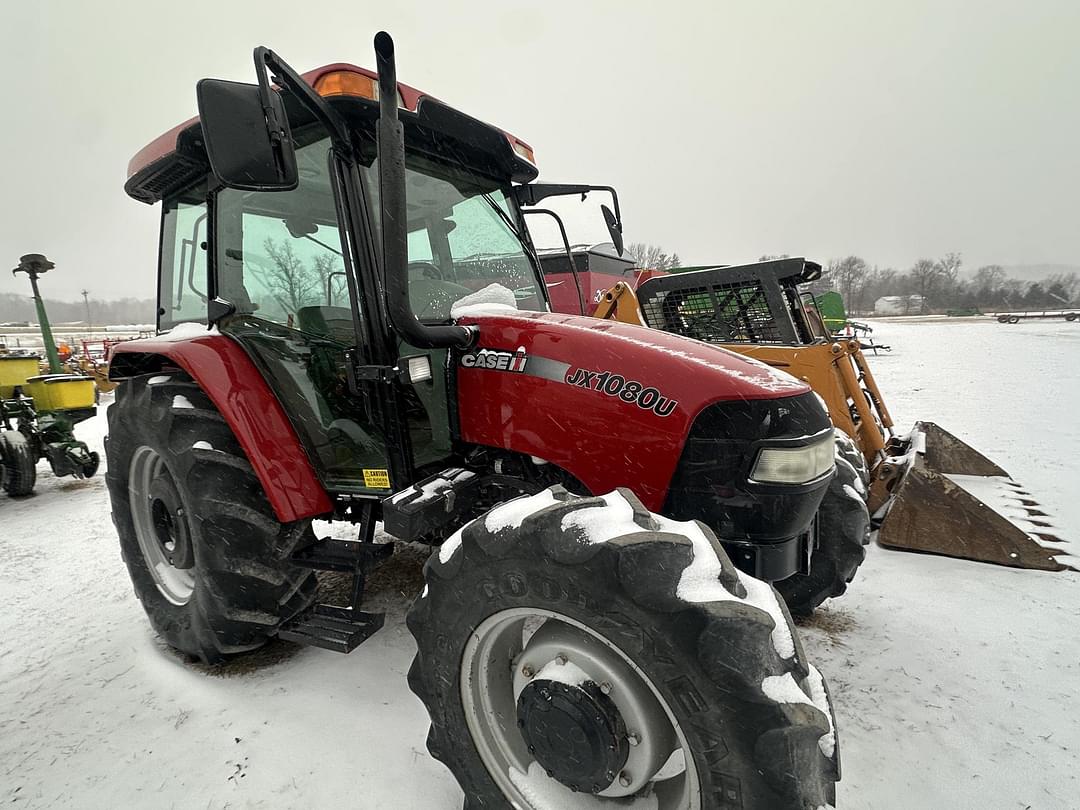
[933,252,963,301]
[1046,271,1079,303]
[260,238,320,315]
[827,255,869,313]
[935,252,963,282]
[908,259,941,313]
[312,253,346,305]
[974,264,1006,290]
[627,242,682,270]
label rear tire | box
[105,373,317,663]
[777,431,870,616]
[0,430,37,496]
[408,486,839,809]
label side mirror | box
[601,204,624,256]
[196,78,298,192]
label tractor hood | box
[454,310,812,510]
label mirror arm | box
[514,182,623,253]
[521,209,588,316]
[254,47,352,149]
[514,183,622,222]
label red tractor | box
[109,34,840,808]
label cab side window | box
[159,191,209,330]
[214,194,348,332]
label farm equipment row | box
[0,256,99,496]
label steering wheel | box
[408,261,444,281]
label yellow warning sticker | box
[362,468,391,490]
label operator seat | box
[296,306,355,344]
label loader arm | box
[592,281,647,325]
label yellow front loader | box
[589,259,1069,572]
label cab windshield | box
[388,151,546,321]
[213,135,545,334]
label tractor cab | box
[128,60,550,498]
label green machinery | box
[0,255,99,496]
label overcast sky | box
[2,0,1077,301]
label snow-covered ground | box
[2,318,1078,809]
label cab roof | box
[125,62,537,204]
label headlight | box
[750,434,834,484]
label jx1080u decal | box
[565,368,679,417]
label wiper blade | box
[481,193,541,270]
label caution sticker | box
[363,468,391,489]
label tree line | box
[764,254,1078,315]
[0,292,155,326]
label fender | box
[455,311,810,511]
[109,330,333,522]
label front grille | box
[639,280,785,343]
[663,391,832,546]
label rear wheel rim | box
[460,607,701,809]
[129,446,194,605]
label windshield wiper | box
[480,193,542,272]
[300,233,343,257]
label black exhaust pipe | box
[374,32,475,349]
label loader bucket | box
[876,422,1071,571]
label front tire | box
[105,373,317,663]
[408,486,839,809]
[777,431,870,616]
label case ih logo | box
[460,347,528,373]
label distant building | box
[874,295,925,315]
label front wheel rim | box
[460,607,701,809]
[128,446,195,606]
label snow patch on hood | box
[450,283,519,319]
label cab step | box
[282,505,390,653]
[291,536,393,572]
[278,605,385,653]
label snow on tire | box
[105,372,317,663]
[407,486,839,809]
[776,432,870,616]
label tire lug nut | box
[618,771,632,787]
[600,681,612,695]
[627,732,641,747]
[555,653,567,665]
[521,664,534,678]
